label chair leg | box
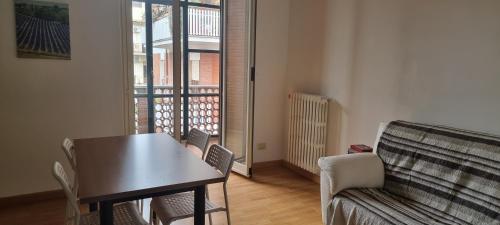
[154,212,160,225]
[223,184,231,225]
[151,208,159,225]
[205,185,213,225]
[205,185,210,200]
[149,208,153,225]
[140,199,144,215]
[137,200,144,215]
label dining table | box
[74,133,225,225]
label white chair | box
[185,128,211,158]
[61,138,79,192]
[150,144,234,225]
[62,138,77,170]
[61,138,145,215]
[52,161,148,225]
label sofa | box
[318,120,500,225]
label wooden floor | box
[0,165,322,225]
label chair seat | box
[151,191,226,224]
[80,202,148,225]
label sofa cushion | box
[377,120,500,225]
[333,188,467,225]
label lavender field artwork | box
[15,0,70,59]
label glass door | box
[151,3,176,135]
[132,0,182,138]
[183,0,222,140]
[131,0,222,141]
[222,0,255,176]
[130,0,255,177]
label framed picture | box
[14,0,70,60]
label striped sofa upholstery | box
[333,121,500,225]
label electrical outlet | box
[257,143,266,150]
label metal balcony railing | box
[151,7,220,42]
[188,7,220,37]
[134,85,220,136]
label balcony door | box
[221,0,255,177]
[127,0,254,177]
[130,0,222,141]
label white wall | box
[0,0,291,197]
[0,0,126,197]
[285,0,326,94]
[348,0,500,147]
[253,0,290,162]
[288,0,500,155]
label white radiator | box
[286,93,328,174]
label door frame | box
[120,0,134,135]
[221,0,256,177]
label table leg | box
[99,201,114,225]
[89,202,98,212]
[194,186,206,225]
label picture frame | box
[14,0,71,60]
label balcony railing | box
[188,7,220,37]
[134,85,220,136]
[152,7,220,42]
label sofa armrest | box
[318,153,385,224]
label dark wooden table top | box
[74,133,225,204]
